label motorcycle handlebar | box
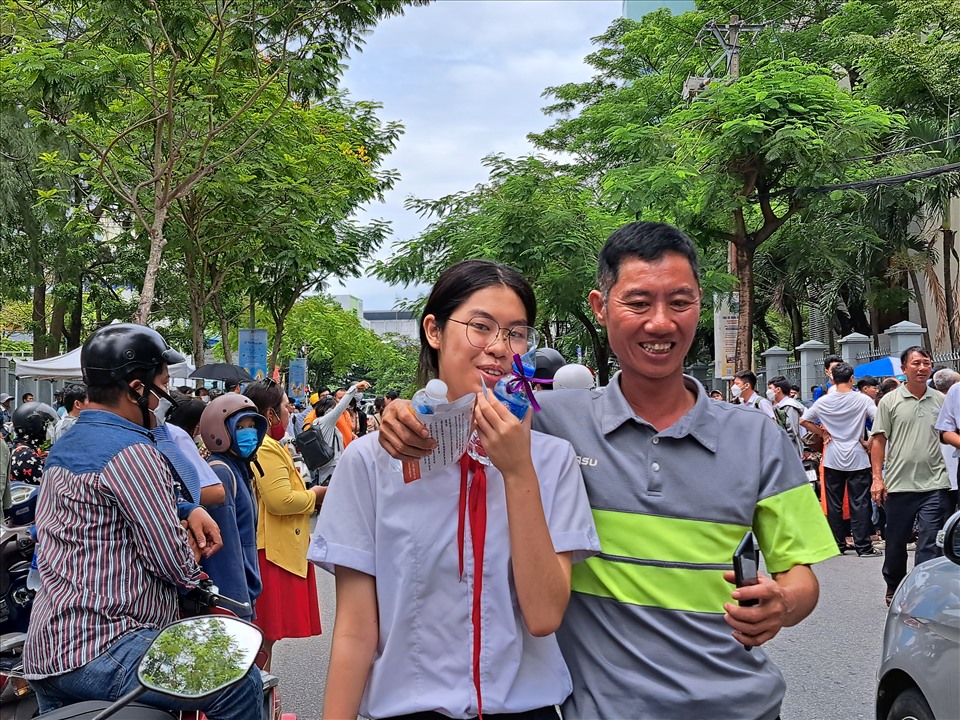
[181,584,251,616]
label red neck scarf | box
[458,454,488,719]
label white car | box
[876,509,960,720]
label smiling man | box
[870,346,951,606]
[378,222,837,720]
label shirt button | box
[295,528,301,535]
[652,437,659,445]
[652,462,660,472]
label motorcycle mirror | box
[91,616,262,719]
[137,616,261,699]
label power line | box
[838,133,960,163]
[759,162,960,199]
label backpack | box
[295,423,336,471]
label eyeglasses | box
[447,316,539,355]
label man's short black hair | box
[734,370,757,390]
[824,355,842,371]
[831,362,854,384]
[62,384,88,413]
[768,375,787,385]
[856,376,879,391]
[21,393,33,402]
[899,345,931,365]
[771,379,792,396]
[385,390,400,400]
[596,222,700,297]
[790,384,801,394]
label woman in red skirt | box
[244,379,324,670]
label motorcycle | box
[36,615,263,719]
[12,580,294,720]
[802,448,822,498]
[0,483,40,720]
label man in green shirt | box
[870,346,950,606]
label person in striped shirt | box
[22,324,263,720]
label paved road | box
[273,546,897,720]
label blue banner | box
[288,357,308,404]
[238,329,269,381]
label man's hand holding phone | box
[723,531,789,650]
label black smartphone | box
[733,530,759,651]
[733,531,759,606]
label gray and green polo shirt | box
[533,374,837,720]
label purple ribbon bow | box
[503,353,552,412]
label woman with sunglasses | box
[310,260,599,720]
[243,379,324,671]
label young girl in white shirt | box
[309,260,599,720]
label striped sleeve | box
[102,444,201,589]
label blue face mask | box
[234,427,260,458]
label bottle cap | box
[425,379,448,400]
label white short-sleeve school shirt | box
[308,431,600,720]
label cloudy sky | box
[326,0,623,311]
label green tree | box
[376,155,629,384]
[4,0,425,325]
[601,59,899,369]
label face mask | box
[269,419,286,441]
[730,384,742,399]
[152,396,174,425]
[201,396,210,404]
[766,389,776,402]
[234,427,260,458]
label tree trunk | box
[183,246,207,368]
[134,211,168,324]
[571,306,607,385]
[49,299,67,357]
[734,241,756,371]
[66,281,83,350]
[211,295,233,364]
[790,304,803,352]
[907,267,933,351]
[942,225,958,351]
[31,281,47,359]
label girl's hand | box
[474,389,533,474]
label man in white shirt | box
[732,370,776,421]
[50,384,87,443]
[801,362,881,557]
[934,368,960,514]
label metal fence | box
[0,357,69,406]
[856,348,890,362]
[933,350,960,372]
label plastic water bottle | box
[468,351,536,464]
[26,550,41,591]
[411,379,448,417]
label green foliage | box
[376,154,630,383]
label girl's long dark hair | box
[417,260,536,387]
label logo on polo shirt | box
[576,455,598,467]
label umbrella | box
[853,356,902,379]
[189,363,255,383]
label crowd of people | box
[1,220,958,720]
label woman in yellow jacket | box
[244,379,324,670]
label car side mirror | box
[940,510,960,566]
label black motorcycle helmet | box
[533,348,565,383]
[12,402,59,447]
[81,323,185,427]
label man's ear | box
[588,290,607,327]
[423,314,442,350]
